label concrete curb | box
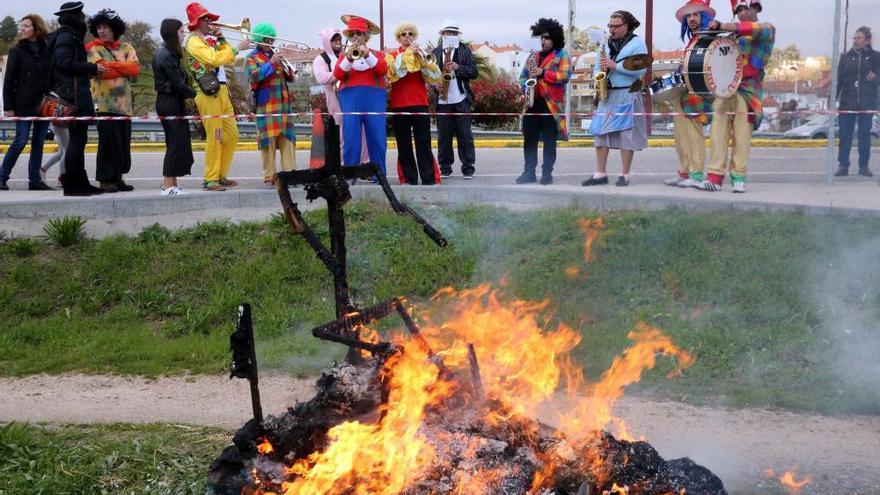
[3,184,879,238]
[1,139,835,154]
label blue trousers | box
[838,113,874,170]
[338,85,387,174]
[0,121,50,184]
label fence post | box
[826,0,843,184]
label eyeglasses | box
[98,9,119,19]
[607,23,625,30]
[400,31,415,37]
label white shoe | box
[663,177,685,186]
[160,186,186,196]
[697,180,721,192]
[732,181,745,194]
[678,178,702,188]
[39,167,48,183]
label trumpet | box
[412,43,436,65]
[344,42,367,60]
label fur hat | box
[529,18,565,51]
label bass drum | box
[683,34,744,98]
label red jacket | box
[387,47,429,109]
[333,50,388,90]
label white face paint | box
[442,35,460,49]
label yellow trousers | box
[673,100,706,178]
[708,94,752,181]
[196,85,239,183]
[260,135,297,181]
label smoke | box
[808,222,880,405]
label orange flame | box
[578,217,606,263]
[765,467,812,494]
[274,283,694,494]
[256,437,275,456]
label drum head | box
[704,37,743,98]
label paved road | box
[2,147,878,192]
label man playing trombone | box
[184,2,245,191]
[386,22,442,185]
[245,22,297,186]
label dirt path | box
[2,374,878,495]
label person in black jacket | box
[835,26,879,178]
[0,14,55,191]
[432,19,478,179]
[153,18,197,195]
[48,1,108,196]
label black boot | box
[515,172,537,184]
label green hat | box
[251,22,277,44]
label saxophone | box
[594,34,609,102]
[523,51,538,114]
[439,48,454,100]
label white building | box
[471,42,530,76]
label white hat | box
[439,19,462,34]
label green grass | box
[0,422,227,495]
[1,202,879,415]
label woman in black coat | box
[835,26,880,177]
[47,1,108,196]
[153,18,197,195]
[0,14,54,191]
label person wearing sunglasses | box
[515,18,572,186]
[333,14,388,178]
[583,10,649,188]
[86,8,139,193]
[698,0,775,193]
[386,22,442,185]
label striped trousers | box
[437,101,476,176]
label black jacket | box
[3,39,51,116]
[432,43,478,104]
[47,25,98,116]
[152,44,196,99]
[837,45,880,111]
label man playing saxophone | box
[515,18,572,185]
[386,22,442,185]
[432,20,477,180]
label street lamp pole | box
[379,0,385,51]
[645,0,654,135]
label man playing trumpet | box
[333,15,388,176]
[386,22,442,185]
[184,2,245,191]
[245,22,297,186]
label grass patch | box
[0,422,227,495]
[1,203,879,415]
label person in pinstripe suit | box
[432,19,477,179]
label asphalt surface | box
[2,146,877,191]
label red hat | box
[730,0,762,15]
[676,0,716,22]
[340,14,380,38]
[186,2,219,31]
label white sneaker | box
[160,186,187,196]
[663,177,685,186]
[732,181,745,194]
[39,167,48,183]
[697,180,721,192]
[678,178,702,188]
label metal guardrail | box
[0,119,786,141]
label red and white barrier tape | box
[0,109,877,122]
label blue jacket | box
[594,35,648,89]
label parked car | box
[784,114,880,139]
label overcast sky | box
[3,1,878,56]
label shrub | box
[471,77,523,130]
[43,216,87,247]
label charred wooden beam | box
[229,303,263,424]
[467,343,485,401]
[312,326,397,356]
[372,169,448,247]
[393,299,453,377]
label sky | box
[3,0,879,56]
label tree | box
[124,21,157,65]
[0,16,17,43]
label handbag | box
[196,70,221,96]
[37,92,75,128]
